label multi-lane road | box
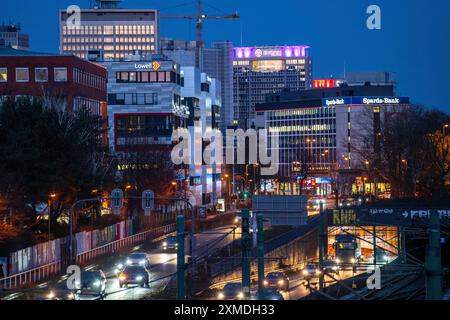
[3,225,240,300]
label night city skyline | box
[0,0,449,308]
[2,0,450,112]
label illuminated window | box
[16,68,29,82]
[0,68,7,82]
[54,67,68,82]
[35,68,48,82]
[104,26,114,35]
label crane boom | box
[160,0,239,68]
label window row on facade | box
[63,24,155,36]
[116,71,181,84]
[0,67,68,82]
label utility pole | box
[177,215,186,300]
[319,202,325,290]
[241,208,251,299]
[373,225,377,267]
[426,211,442,300]
[257,214,265,298]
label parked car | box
[263,272,290,291]
[118,265,150,288]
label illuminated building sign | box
[313,79,336,88]
[234,46,309,59]
[134,61,161,70]
[322,97,410,107]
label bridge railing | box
[0,223,176,290]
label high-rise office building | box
[59,0,159,60]
[161,38,233,133]
[233,45,312,129]
[0,23,29,50]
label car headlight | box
[335,258,341,264]
[139,260,145,265]
[302,270,309,276]
[136,276,143,281]
[126,259,132,265]
[351,258,356,264]
[218,292,224,299]
[117,263,123,269]
[93,280,101,287]
[315,269,322,275]
[68,293,75,300]
[114,268,120,275]
[163,242,167,246]
[332,266,338,271]
[234,218,239,223]
[119,274,126,281]
[263,280,269,286]
[47,291,55,300]
[237,292,244,299]
[277,280,285,286]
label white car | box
[125,252,150,268]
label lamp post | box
[47,193,57,263]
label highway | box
[4,225,240,300]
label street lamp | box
[443,124,449,135]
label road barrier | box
[0,223,175,290]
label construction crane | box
[161,0,239,68]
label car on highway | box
[118,265,150,288]
[217,282,244,300]
[375,249,389,264]
[113,262,125,275]
[302,263,322,280]
[77,270,107,298]
[263,272,290,291]
[322,259,339,274]
[163,235,178,251]
[126,252,150,268]
[253,288,284,300]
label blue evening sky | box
[1,0,449,113]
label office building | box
[255,83,410,195]
[59,0,159,60]
[0,23,29,50]
[181,66,222,207]
[0,47,107,115]
[233,45,312,129]
[161,38,233,133]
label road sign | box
[142,190,155,216]
[327,207,450,228]
[111,188,123,215]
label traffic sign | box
[142,190,155,216]
[111,188,123,215]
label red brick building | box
[0,47,107,115]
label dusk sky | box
[2,0,450,113]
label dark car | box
[125,252,150,268]
[163,235,178,251]
[322,259,339,274]
[77,270,107,298]
[217,282,244,300]
[302,263,322,280]
[254,288,284,300]
[118,265,150,288]
[263,272,289,291]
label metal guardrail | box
[0,223,176,290]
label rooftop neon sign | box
[234,46,309,59]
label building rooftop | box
[0,46,56,57]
